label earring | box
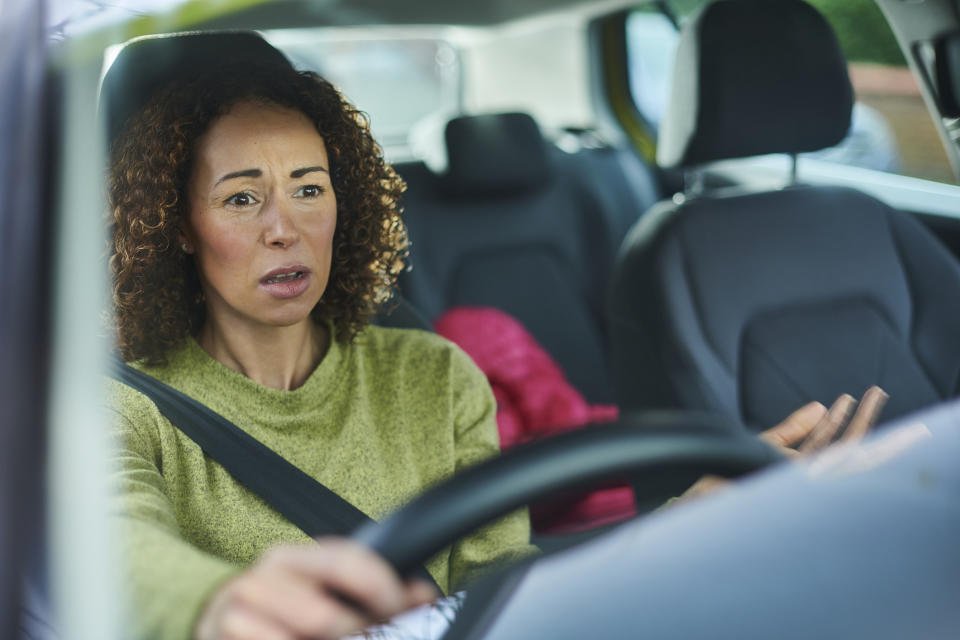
[181,243,190,253]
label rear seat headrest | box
[442,112,554,196]
[101,30,293,147]
[657,0,854,169]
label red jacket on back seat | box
[435,306,635,534]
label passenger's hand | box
[760,385,889,456]
[194,538,438,640]
[677,387,889,502]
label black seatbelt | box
[109,358,441,590]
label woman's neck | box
[197,317,329,391]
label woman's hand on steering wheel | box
[194,539,437,640]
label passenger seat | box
[608,0,960,430]
[395,112,659,403]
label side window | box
[625,0,957,185]
[625,9,678,134]
[809,0,954,184]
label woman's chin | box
[249,295,323,329]
[253,282,325,328]
[261,306,319,329]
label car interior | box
[395,110,659,404]
[609,0,960,431]
[4,0,960,637]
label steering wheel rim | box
[353,415,783,577]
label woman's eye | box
[224,192,257,207]
[295,185,325,198]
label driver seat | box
[609,0,960,430]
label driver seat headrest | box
[657,0,854,168]
[441,112,554,197]
[101,30,293,147]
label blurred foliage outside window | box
[670,0,902,65]
[804,0,904,66]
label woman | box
[107,57,533,640]
[106,46,887,640]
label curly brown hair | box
[108,61,408,364]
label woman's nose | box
[262,196,299,248]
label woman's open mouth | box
[264,270,305,284]
[260,267,311,299]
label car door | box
[0,0,54,636]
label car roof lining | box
[190,0,642,31]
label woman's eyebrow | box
[290,166,328,178]
[213,166,327,185]
[215,169,261,186]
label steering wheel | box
[353,413,783,577]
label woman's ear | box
[178,228,195,255]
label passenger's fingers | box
[759,401,827,450]
[842,386,889,442]
[799,394,856,454]
[676,474,730,502]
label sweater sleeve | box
[106,391,241,640]
[444,348,539,590]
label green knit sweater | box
[107,324,534,640]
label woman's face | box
[182,100,337,335]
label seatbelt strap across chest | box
[110,358,441,591]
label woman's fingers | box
[195,540,438,640]
[234,564,369,640]
[759,401,827,450]
[841,385,889,442]
[194,574,300,640]
[403,579,443,610]
[198,567,370,640]
[217,605,296,640]
[798,394,856,454]
[272,539,436,621]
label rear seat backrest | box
[396,112,659,403]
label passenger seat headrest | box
[101,31,293,148]
[443,112,553,196]
[657,0,854,169]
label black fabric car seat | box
[396,113,659,403]
[608,0,960,430]
[101,31,293,146]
